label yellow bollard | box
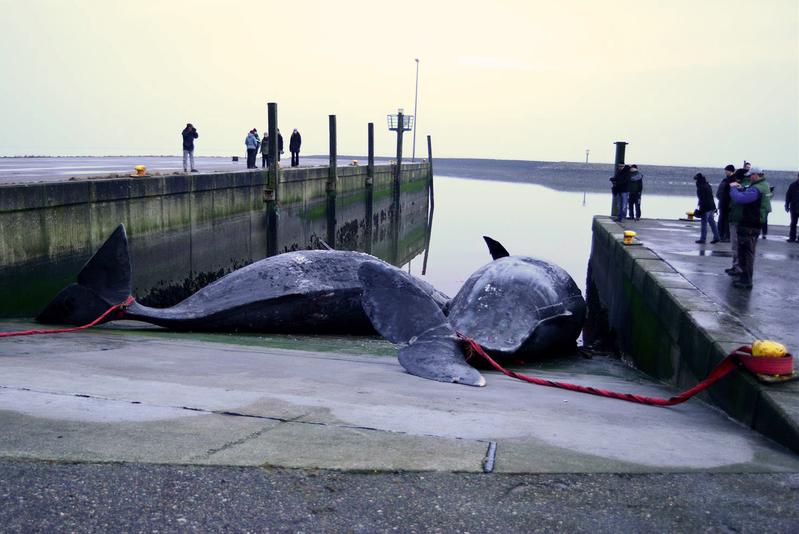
[752,340,788,358]
[623,230,636,245]
[134,165,146,176]
[685,211,695,221]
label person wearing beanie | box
[693,173,720,244]
[728,166,772,289]
[609,164,631,222]
[289,129,302,167]
[716,164,736,241]
[725,168,750,276]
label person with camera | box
[181,123,199,173]
[728,166,772,289]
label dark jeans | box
[718,208,730,240]
[761,214,769,237]
[628,192,641,219]
[291,151,299,167]
[790,210,799,241]
[699,211,720,242]
[736,226,760,284]
[246,149,257,169]
[261,154,268,168]
[612,192,628,221]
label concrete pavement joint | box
[0,383,494,451]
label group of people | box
[179,122,304,172]
[693,161,798,290]
[610,164,644,221]
[707,162,774,289]
[245,128,302,169]
[610,159,798,290]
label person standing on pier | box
[627,164,643,220]
[260,133,269,168]
[693,173,720,244]
[716,164,736,242]
[289,129,302,167]
[245,129,259,169]
[610,164,631,222]
[725,168,749,276]
[181,123,199,173]
[785,173,799,242]
[729,166,771,289]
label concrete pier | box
[0,162,431,316]
[586,216,799,453]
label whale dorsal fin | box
[482,236,510,260]
[77,224,132,304]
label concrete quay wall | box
[586,216,799,454]
[0,163,430,316]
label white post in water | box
[412,58,420,162]
[585,148,590,164]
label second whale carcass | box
[36,224,449,334]
[357,236,586,386]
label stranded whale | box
[37,225,449,334]
[357,236,586,386]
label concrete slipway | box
[1,322,797,474]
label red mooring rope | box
[0,296,134,338]
[457,332,747,407]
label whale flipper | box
[36,224,132,325]
[482,236,510,260]
[358,261,485,386]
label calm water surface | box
[406,176,791,297]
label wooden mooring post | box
[326,115,338,247]
[364,122,375,254]
[265,102,280,257]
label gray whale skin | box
[36,224,448,334]
[357,236,586,387]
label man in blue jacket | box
[728,166,771,289]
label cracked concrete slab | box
[1,326,799,472]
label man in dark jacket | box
[694,173,720,244]
[786,172,799,242]
[289,129,302,167]
[181,123,199,173]
[716,164,735,241]
[610,164,631,222]
[627,164,643,220]
[729,167,771,288]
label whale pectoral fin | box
[482,236,510,260]
[358,261,449,344]
[399,326,486,387]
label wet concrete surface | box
[1,322,797,473]
[619,218,799,352]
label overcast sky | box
[1,0,797,168]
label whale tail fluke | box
[36,224,132,325]
[357,261,485,387]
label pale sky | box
[1,0,797,168]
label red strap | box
[457,333,740,407]
[0,296,134,338]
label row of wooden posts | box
[263,102,434,259]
